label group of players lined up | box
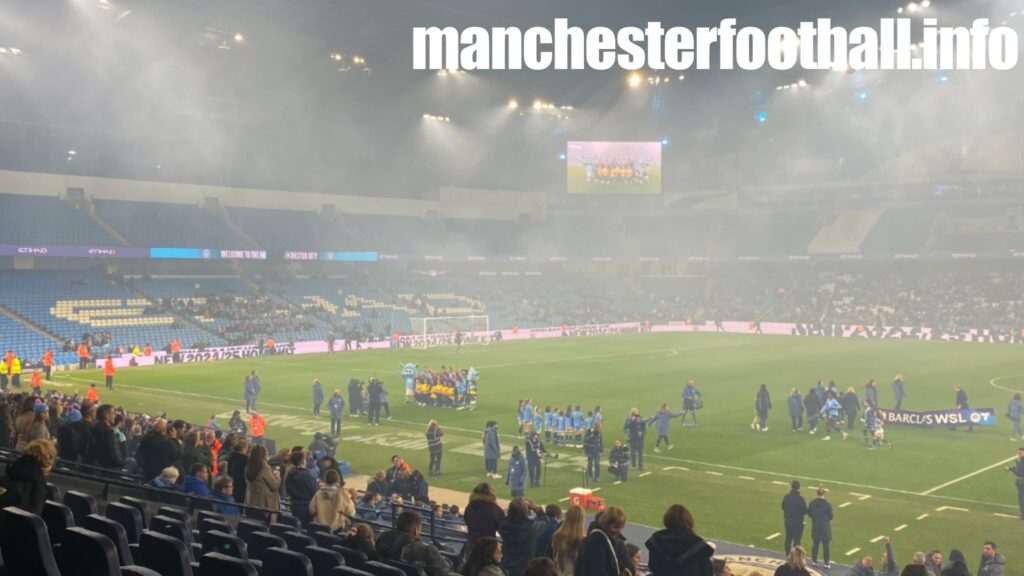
[400,364,479,409]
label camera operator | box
[525,430,550,488]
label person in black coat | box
[464,483,506,548]
[952,385,973,432]
[782,481,808,553]
[87,405,125,470]
[774,545,813,576]
[135,419,181,481]
[576,506,635,576]
[807,487,834,567]
[498,498,549,576]
[227,438,250,508]
[0,439,56,515]
[646,504,714,576]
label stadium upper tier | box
[3,192,1023,258]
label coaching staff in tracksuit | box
[782,480,808,553]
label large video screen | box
[566,141,662,194]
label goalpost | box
[410,315,491,348]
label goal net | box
[410,315,491,348]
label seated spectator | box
[378,510,453,576]
[645,504,713,576]
[409,469,429,504]
[465,482,505,548]
[524,557,558,576]
[345,522,382,562]
[458,536,503,576]
[284,450,318,525]
[309,469,355,532]
[357,492,383,520]
[448,505,462,520]
[499,498,549,576]
[577,506,634,576]
[184,463,212,498]
[153,466,183,491]
[774,546,811,576]
[211,475,240,516]
[0,439,56,514]
[367,470,390,495]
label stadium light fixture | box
[627,73,642,88]
[798,79,808,87]
[907,2,919,12]
[508,99,518,110]
[233,32,245,44]
[921,0,931,7]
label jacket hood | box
[646,529,713,563]
[4,455,45,483]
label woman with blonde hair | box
[551,505,586,575]
[309,469,356,532]
[244,444,281,514]
[0,439,56,514]
[773,546,811,576]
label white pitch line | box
[739,476,756,481]
[765,533,781,540]
[639,472,652,478]
[921,456,1018,495]
[558,497,570,502]
[850,492,870,498]
[870,536,885,543]
[894,524,908,532]
[845,548,861,556]
[772,480,789,486]
[858,495,872,501]
[592,487,602,492]
[706,471,724,476]
[916,514,929,520]
[935,506,969,513]
[839,502,852,508]
[993,513,1018,519]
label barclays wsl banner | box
[875,408,997,429]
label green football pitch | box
[59,333,1023,569]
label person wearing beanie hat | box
[33,403,48,416]
[67,409,82,423]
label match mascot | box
[400,363,418,403]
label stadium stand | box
[0,194,120,246]
[93,200,250,248]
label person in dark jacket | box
[135,419,180,481]
[978,542,1005,576]
[465,482,506,548]
[804,391,822,435]
[953,385,973,432]
[56,408,85,462]
[577,506,635,576]
[409,470,429,504]
[313,379,325,417]
[227,438,250,508]
[483,421,501,479]
[498,498,549,576]
[940,549,971,576]
[625,412,647,470]
[0,439,55,515]
[841,388,860,430]
[755,384,773,432]
[345,523,382,561]
[535,504,561,558]
[774,545,812,576]
[646,503,713,576]
[284,450,319,524]
[782,480,808,553]
[584,423,604,482]
[88,404,125,469]
[807,487,834,568]
[506,446,528,498]
[788,389,804,432]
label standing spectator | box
[312,379,324,417]
[348,379,363,416]
[1007,395,1022,441]
[483,421,501,479]
[309,469,355,533]
[328,389,345,437]
[576,506,634,576]
[645,504,714,576]
[229,410,248,436]
[892,375,906,411]
[136,419,179,482]
[243,375,256,413]
[16,402,51,452]
[228,438,250,504]
[782,481,808,553]
[977,542,1005,576]
[535,504,561,559]
[584,422,604,482]
[552,505,585,575]
[465,482,505,549]
[367,378,383,425]
[807,487,834,568]
[926,550,942,576]
[506,446,527,498]
[88,404,125,470]
[755,384,773,432]
[426,420,444,476]
[86,383,100,405]
[774,546,811,576]
[103,354,116,390]
[285,450,318,525]
[458,536,504,576]
[57,408,85,462]
[409,470,429,504]
[250,370,262,411]
[244,444,281,513]
[499,498,549,576]
[804,388,822,435]
[864,379,878,408]
[0,439,56,514]
[788,389,804,432]
[942,550,970,576]
[381,386,392,419]
[650,404,680,452]
[626,412,647,470]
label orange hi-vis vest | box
[250,415,266,437]
[31,371,42,389]
[43,351,54,367]
[78,344,89,359]
[104,358,115,377]
[171,340,181,353]
[87,387,99,403]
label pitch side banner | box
[875,408,997,428]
